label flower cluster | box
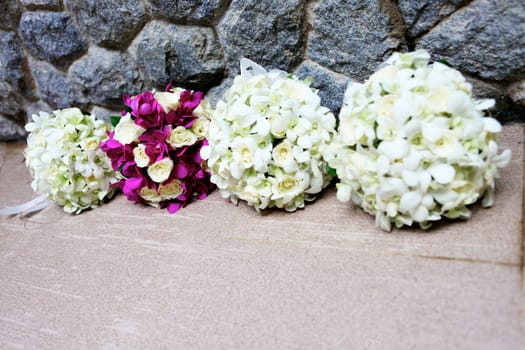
[325,50,511,231]
[202,59,336,212]
[24,108,118,214]
[101,86,214,213]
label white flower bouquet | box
[325,50,511,231]
[24,108,118,214]
[202,58,336,212]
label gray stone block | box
[418,0,525,81]
[65,0,147,50]
[69,46,143,108]
[398,0,463,37]
[0,30,27,93]
[294,60,351,114]
[20,0,61,11]
[0,0,23,30]
[18,11,87,67]
[307,0,403,81]
[131,20,224,90]
[145,0,228,24]
[218,0,306,74]
[0,115,25,141]
[30,59,79,109]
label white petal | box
[336,184,351,203]
[377,155,390,176]
[422,123,442,143]
[419,171,432,192]
[402,170,419,187]
[483,117,502,133]
[378,139,409,160]
[429,164,455,184]
[412,206,429,222]
[476,98,495,110]
[432,189,458,205]
[399,191,422,212]
[494,149,512,168]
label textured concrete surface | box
[0,125,523,349]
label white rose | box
[83,137,99,151]
[272,141,297,172]
[159,180,184,200]
[167,126,198,148]
[114,114,145,144]
[193,99,212,118]
[268,112,290,138]
[147,158,174,183]
[133,144,150,167]
[191,117,209,138]
[154,90,182,113]
[232,138,257,169]
[272,174,301,201]
[139,187,162,204]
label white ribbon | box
[240,57,287,81]
[0,194,50,216]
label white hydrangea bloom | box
[325,50,511,231]
[24,108,118,214]
[202,58,336,212]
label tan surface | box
[0,125,524,349]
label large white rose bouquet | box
[24,108,118,214]
[325,50,511,231]
[202,58,336,212]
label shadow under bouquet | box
[101,85,215,213]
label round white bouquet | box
[325,50,511,231]
[202,58,336,212]
[25,107,118,214]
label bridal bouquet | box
[325,50,511,231]
[24,108,118,214]
[201,58,336,212]
[101,86,215,213]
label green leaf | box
[326,164,337,178]
[303,76,314,86]
[109,116,121,127]
[437,57,452,67]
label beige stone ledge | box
[0,125,523,349]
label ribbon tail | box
[0,194,50,216]
[240,57,267,78]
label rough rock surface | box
[0,31,27,123]
[398,0,464,37]
[294,60,351,114]
[307,0,404,81]
[1,0,524,140]
[18,11,87,67]
[69,47,143,108]
[146,0,228,24]
[30,59,79,109]
[132,21,224,91]
[0,115,25,140]
[65,0,147,50]
[0,0,23,30]
[20,0,61,11]
[418,0,525,81]
[218,0,306,74]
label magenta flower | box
[166,90,203,127]
[101,85,215,213]
[124,91,164,129]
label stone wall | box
[1,0,524,140]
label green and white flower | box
[25,108,118,214]
[325,50,511,231]
[202,58,336,212]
